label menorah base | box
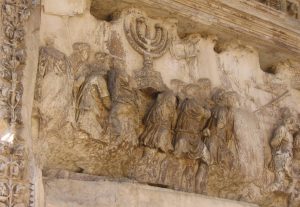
[134,69,167,94]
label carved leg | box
[195,162,209,194]
[285,160,295,193]
[270,170,285,192]
[158,156,169,184]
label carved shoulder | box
[271,125,286,148]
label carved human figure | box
[74,53,112,140]
[174,79,212,193]
[37,46,72,131]
[269,110,297,192]
[140,91,177,152]
[38,47,70,78]
[69,43,91,78]
[206,89,239,168]
[170,79,187,102]
[90,52,112,73]
[288,131,300,206]
[75,74,111,139]
[70,47,111,139]
[108,66,140,146]
[174,80,211,160]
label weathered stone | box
[44,0,87,16]
[2,0,300,207]
[44,172,258,207]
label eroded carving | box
[140,91,177,152]
[207,89,240,169]
[256,0,300,19]
[108,67,140,146]
[0,0,31,207]
[269,108,298,193]
[73,50,111,140]
[124,9,168,94]
[174,79,212,193]
[32,7,300,207]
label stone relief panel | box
[256,0,300,19]
[123,8,168,94]
[33,7,300,207]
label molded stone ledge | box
[43,0,88,16]
[90,0,300,69]
[44,171,259,207]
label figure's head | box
[165,91,177,107]
[170,79,186,96]
[283,116,296,131]
[95,52,113,69]
[182,83,202,99]
[159,91,177,108]
[212,88,226,105]
[197,78,212,98]
[281,107,297,131]
[72,43,90,62]
[223,91,240,107]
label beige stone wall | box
[21,0,300,207]
[44,173,258,207]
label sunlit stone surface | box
[1,0,300,207]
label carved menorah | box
[124,9,169,94]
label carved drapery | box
[33,5,300,207]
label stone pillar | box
[0,1,34,207]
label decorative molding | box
[91,0,300,68]
[0,0,32,207]
[254,0,300,19]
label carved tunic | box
[75,73,110,139]
[272,126,293,154]
[109,68,137,106]
[268,123,295,193]
[271,126,294,171]
[140,91,177,152]
[108,68,139,145]
[174,98,211,161]
[206,106,235,166]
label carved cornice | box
[91,0,300,67]
[0,0,32,207]
[138,0,300,51]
